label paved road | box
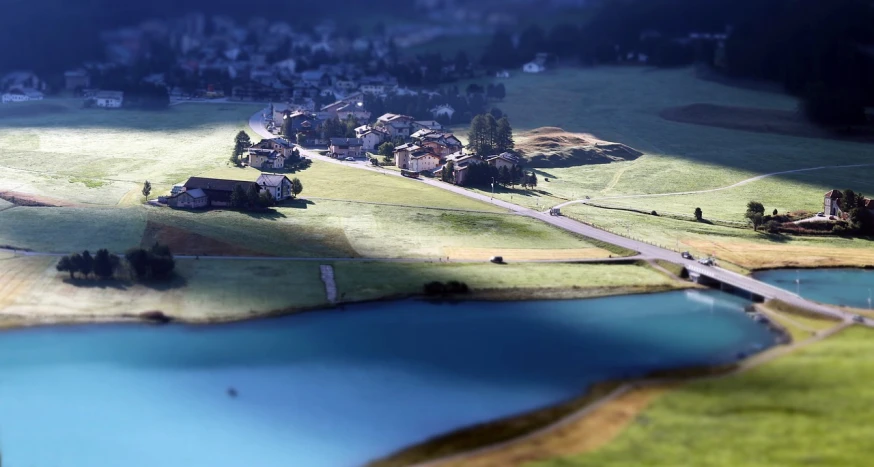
[249,111,874,326]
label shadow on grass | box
[281,198,315,209]
[60,273,187,291]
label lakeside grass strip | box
[371,320,851,467]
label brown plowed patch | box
[141,221,268,256]
[0,190,80,207]
[516,127,643,168]
[660,103,874,142]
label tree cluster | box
[56,249,120,280]
[125,243,176,280]
[321,115,361,140]
[451,162,531,189]
[230,184,276,210]
[467,114,514,156]
[839,189,874,235]
[423,281,470,296]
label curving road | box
[246,110,871,325]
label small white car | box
[698,258,715,266]
[816,212,825,217]
[344,157,355,161]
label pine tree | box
[528,171,538,188]
[230,185,247,208]
[484,114,498,154]
[93,249,115,279]
[56,256,74,279]
[495,117,514,153]
[246,184,261,208]
[80,250,94,278]
[467,115,488,155]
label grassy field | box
[537,326,874,467]
[561,203,874,269]
[198,160,502,211]
[333,262,678,303]
[464,66,874,221]
[0,257,682,326]
[0,256,328,322]
[0,100,262,205]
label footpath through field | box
[248,109,873,327]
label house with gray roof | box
[256,174,293,201]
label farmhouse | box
[251,137,295,157]
[413,130,463,156]
[824,190,842,216]
[412,120,443,132]
[94,91,124,108]
[183,177,262,207]
[256,174,293,201]
[330,138,363,157]
[394,143,422,169]
[166,188,209,209]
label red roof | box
[824,190,843,199]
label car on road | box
[344,156,355,161]
[681,251,694,260]
[698,257,715,266]
[853,315,865,323]
[816,212,825,217]
[490,256,504,264]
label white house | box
[357,127,389,151]
[522,62,546,73]
[257,174,293,201]
[409,151,442,173]
[94,91,124,108]
[1,88,43,103]
[430,104,455,120]
[495,70,510,78]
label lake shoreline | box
[0,283,693,332]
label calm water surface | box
[0,290,776,467]
[755,268,874,309]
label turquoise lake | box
[755,268,874,310]
[0,290,776,467]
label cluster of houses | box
[164,173,295,209]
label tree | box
[246,184,261,208]
[125,248,150,279]
[291,177,303,198]
[772,208,778,216]
[745,201,766,231]
[528,171,537,189]
[93,249,115,279]
[842,189,858,211]
[495,116,514,153]
[694,207,703,221]
[484,114,498,154]
[467,114,489,155]
[378,141,395,158]
[234,130,251,158]
[148,242,175,279]
[69,253,84,279]
[230,184,247,209]
[296,132,306,146]
[498,166,511,186]
[511,165,523,188]
[442,161,455,183]
[56,256,74,279]
[802,82,866,128]
[142,180,151,198]
[80,250,94,278]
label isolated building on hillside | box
[94,91,124,108]
[183,177,262,207]
[1,88,43,103]
[256,174,293,201]
[824,190,843,217]
[429,104,455,120]
[167,188,209,209]
[329,138,363,157]
[248,148,286,169]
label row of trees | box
[56,243,175,281]
[467,114,514,156]
[838,190,874,235]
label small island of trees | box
[56,243,176,282]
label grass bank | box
[0,258,686,329]
[535,325,872,467]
